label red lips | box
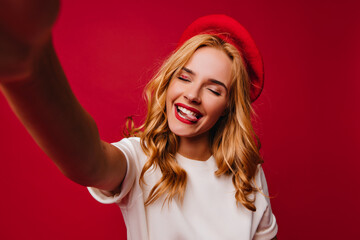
[174,103,203,124]
[176,103,202,116]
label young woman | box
[0,1,277,239]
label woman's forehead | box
[184,47,232,87]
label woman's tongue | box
[179,108,198,122]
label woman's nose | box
[184,86,201,104]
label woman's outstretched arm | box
[0,0,126,192]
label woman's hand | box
[0,0,60,82]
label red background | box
[1,0,359,239]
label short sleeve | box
[87,138,139,205]
[253,166,278,240]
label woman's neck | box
[177,133,212,161]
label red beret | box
[178,14,264,102]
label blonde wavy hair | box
[126,34,263,211]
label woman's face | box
[166,46,232,139]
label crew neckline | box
[175,153,217,170]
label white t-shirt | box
[88,137,278,240]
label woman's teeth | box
[177,106,200,121]
[177,106,198,118]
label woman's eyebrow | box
[182,67,194,75]
[209,79,228,92]
[182,67,228,92]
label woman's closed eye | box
[178,74,191,82]
[207,88,221,96]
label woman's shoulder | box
[114,136,141,143]
[254,164,270,197]
[111,137,146,163]
[112,136,141,148]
